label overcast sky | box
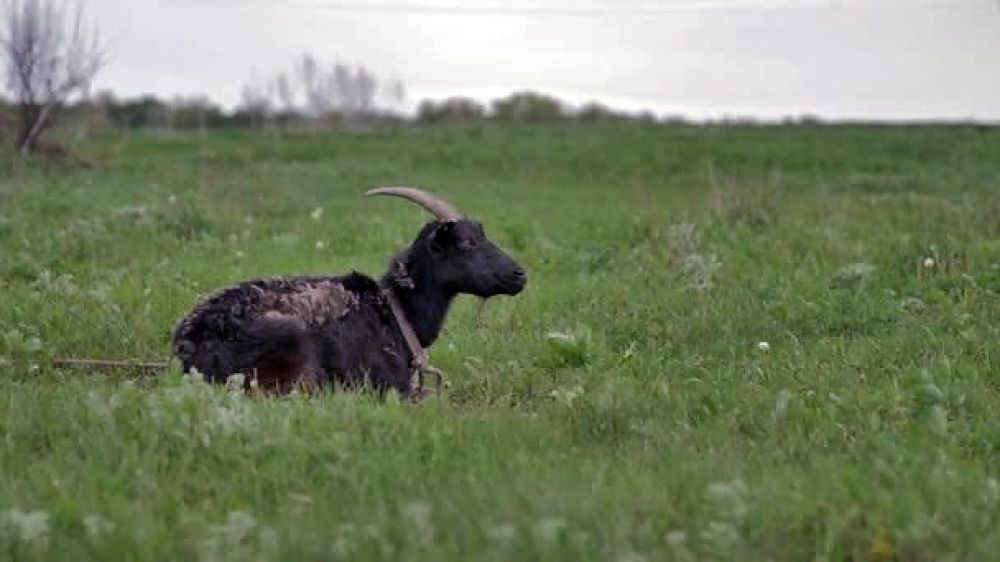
[90,0,1000,120]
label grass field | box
[1,122,1000,560]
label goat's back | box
[171,272,388,384]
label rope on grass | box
[51,358,170,372]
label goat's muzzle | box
[499,266,527,296]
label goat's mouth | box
[467,270,526,298]
[495,268,527,296]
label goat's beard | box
[475,297,488,326]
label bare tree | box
[272,71,296,114]
[239,77,273,131]
[241,53,404,133]
[353,66,377,116]
[384,77,406,110]
[298,54,333,119]
[0,0,105,156]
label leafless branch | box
[0,0,105,155]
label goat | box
[170,188,527,398]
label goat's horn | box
[365,187,462,221]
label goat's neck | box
[391,281,455,348]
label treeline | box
[0,89,828,146]
[6,90,665,134]
[416,92,661,124]
[0,92,404,135]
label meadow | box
[1,122,999,560]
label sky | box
[89,0,1000,121]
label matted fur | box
[172,276,365,386]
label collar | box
[383,287,446,394]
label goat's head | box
[367,187,527,298]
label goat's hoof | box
[407,387,432,404]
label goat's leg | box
[228,313,321,396]
[294,354,323,395]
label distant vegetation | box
[0,89,674,138]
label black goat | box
[171,188,526,397]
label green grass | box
[2,122,1000,560]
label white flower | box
[83,514,115,537]
[923,257,935,269]
[168,194,177,205]
[214,511,257,542]
[680,253,722,291]
[757,341,770,353]
[707,478,748,518]
[617,552,647,562]
[3,509,50,544]
[545,331,575,344]
[486,523,516,543]
[665,530,694,561]
[198,511,258,560]
[533,518,566,542]
[665,530,687,547]
[929,405,948,436]
[288,494,313,514]
[549,385,584,407]
[985,478,1000,503]
[310,207,324,221]
[701,520,740,547]
[315,240,327,250]
[771,390,792,425]
[401,502,434,544]
[401,501,432,535]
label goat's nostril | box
[512,268,527,286]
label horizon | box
[80,85,1000,125]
